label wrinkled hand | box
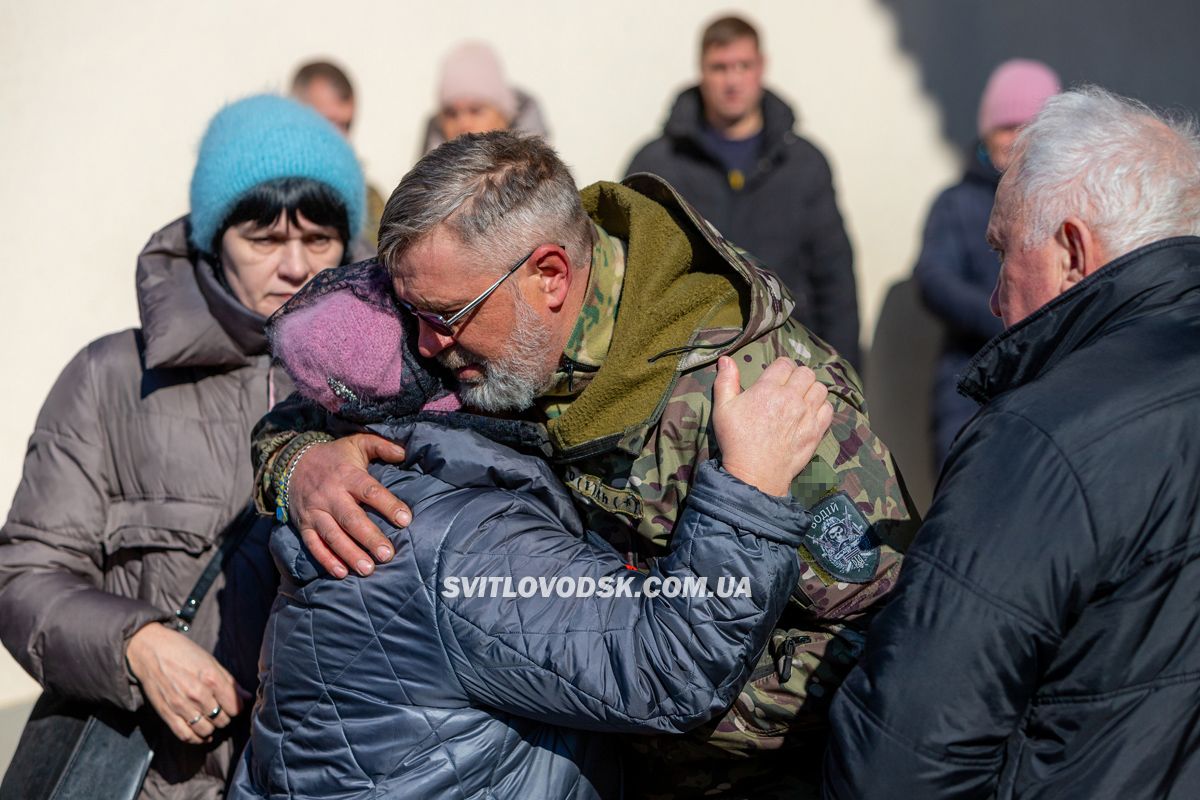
[126,623,250,744]
[712,356,834,496]
[290,434,410,578]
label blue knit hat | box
[188,94,366,252]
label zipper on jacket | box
[775,635,811,683]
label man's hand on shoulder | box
[289,434,410,578]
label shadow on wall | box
[877,0,1200,150]
[864,279,940,516]
[861,0,1200,513]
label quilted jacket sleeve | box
[436,460,806,733]
[0,343,171,710]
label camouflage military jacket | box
[251,175,918,793]
[558,180,913,559]
[544,179,916,788]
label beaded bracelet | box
[268,432,334,507]
[275,440,321,524]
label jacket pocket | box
[100,500,251,618]
[104,499,230,554]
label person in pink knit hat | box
[914,58,1061,469]
[420,40,551,155]
[977,59,1064,171]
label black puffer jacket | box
[230,419,808,800]
[626,87,860,368]
[824,238,1200,799]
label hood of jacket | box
[661,86,798,165]
[135,216,269,370]
[959,236,1200,404]
[548,175,792,458]
[378,417,569,518]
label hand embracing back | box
[712,356,834,496]
[290,433,409,578]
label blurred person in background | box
[914,59,1060,469]
[627,14,862,369]
[0,94,365,800]
[420,40,550,155]
[292,60,387,246]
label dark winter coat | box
[0,218,284,799]
[913,148,1004,465]
[626,87,860,368]
[229,419,808,800]
[824,238,1200,799]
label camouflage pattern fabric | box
[252,396,334,515]
[551,178,918,794]
[538,223,626,421]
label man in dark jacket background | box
[824,87,1200,799]
[625,14,861,368]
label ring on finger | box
[207,705,222,719]
[187,713,203,726]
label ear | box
[528,244,574,312]
[1055,217,1105,292]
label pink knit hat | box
[438,41,518,121]
[977,59,1062,137]
[269,261,462,422]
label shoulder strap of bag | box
[173,505,258,633]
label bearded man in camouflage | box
[252,131,917,797]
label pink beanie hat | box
[437,41,518,121]
[269,262,461,421]
[977,59,1062,137]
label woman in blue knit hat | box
[0,94,366,800]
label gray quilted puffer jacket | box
[229,418,809,800]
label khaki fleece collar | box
[546,181,745,457]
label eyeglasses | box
[398,246,548,337]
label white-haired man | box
[823,87,1200,799]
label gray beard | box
[437,292,556,413]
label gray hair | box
[1005,86,1200,256]
[378,131,594,277]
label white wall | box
[0,0,959,705]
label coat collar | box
[663,86,798,163]
[547,177,792,458]
[136,217,267,369]
[959,237,1200,404]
